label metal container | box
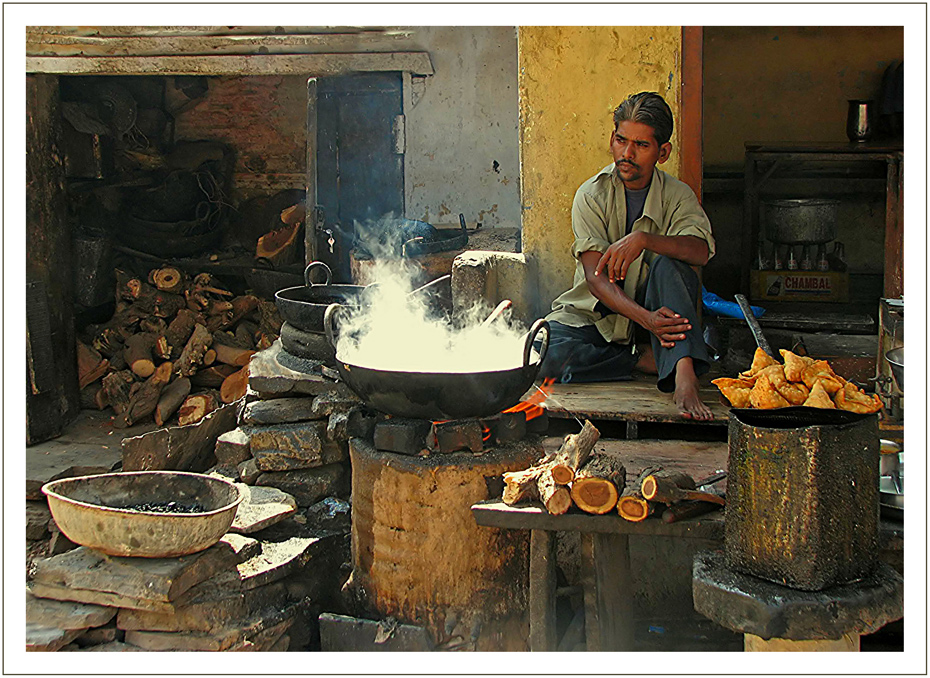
[725,410,879,591]
[42,471,242,558]
[885,346,904,391]
[763,199,839,245]
[846,99,874,143]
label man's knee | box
[649,255,698,285]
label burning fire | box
[502,377,555,421]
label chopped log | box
[502,467,544,505]
[213,343,255,367]
[80,382,109,410]
[176,323,213,377]
[234,322,258,349]
[139,316,168,336]
[151,291,187,319]
[108,350,127,372]
[202,348,217,366]
[165,309,199,359]
[185,289,211,313]
[154,377,191,426]
[220,365,250,404]
[616,488,655,522]
[115,269,141,302]
[152,335,171,361]
[117,362,173,428]
[550,420,600,484]
[537,469,571,515]
[662,500,721,524]
[177,390,220,426]
[257,300,284,336]
[280,202,306,226]
[123,333,157,378]
[206,299,234,316]
[76,340,109,389]
[569,455,626,515]
[205,311,234,334]
[191,364,237,388]
[640,470,725,506]
[192,272,233,297]
[102,370,136,415]
[255,221,301,266]
[256,333,276,350]
[91,326,124,358]
[150,267,186,294]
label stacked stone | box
[215,340,381,506]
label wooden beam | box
[884,155,903,298]
[27,31,415,57]
[27,52,434,76]
[680,27,703,201]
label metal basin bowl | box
[763,198,839,244]
[885,346,904,391]
[42,471,242,558]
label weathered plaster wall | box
[518,26,683,316]
[401,27,521,229]
[703,26,904,168]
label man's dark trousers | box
[539,255,711,391]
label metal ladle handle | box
[305,261,333,287]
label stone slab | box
[246,421,346,472]
[319,612,434,652]
[26,445,121,500]
[256,463,346,507]
[121,400,239,472]
[26,588,117,629]
[77,640,145,652]
[311,391,361,418]
[123,599,306,651]
[304,497,352,534]
[27,501,52,540]
[248,340,341,397]
[26,624,84,652]
[229,484,298,534]
[74,623,120,647]
[214,428,252,466]
[241,397,322,425]
[692,550,905,641]
[32,537,245,607]
[117,581,290,633]
[238,458,261,484]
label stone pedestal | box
[692,550,903,652]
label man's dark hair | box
[612,92,674,146]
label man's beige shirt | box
[547,163,715,345]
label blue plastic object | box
[702,288,766,319]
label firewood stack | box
[502,421,626,516]
[501,421,726,521]
[76,266,284,429]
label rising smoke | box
[331,259,535,373]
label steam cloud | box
[332,259,535,373]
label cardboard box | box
[750,270,849,303]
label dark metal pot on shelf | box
[763,198,839,245]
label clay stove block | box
[432,420,484,454]
[373,419,431,455]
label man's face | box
[609,120,671,190]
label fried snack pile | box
[712,348,883,413]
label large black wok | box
[275,262,368,334]
[324,303,550,420]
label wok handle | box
[323,303,345,348]
[305,261,333,287]
[524,319,550,368]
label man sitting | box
[540,91,716,420]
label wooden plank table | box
[471,438,904,652]
[543,380,730,438]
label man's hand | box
[641,306,692,349]
[594,231,648,283]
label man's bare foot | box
[634,343,658,375]
[673,358,713,420]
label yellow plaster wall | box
[518,26,683,315]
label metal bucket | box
[725,410,879,591]
[763,199,839,245]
